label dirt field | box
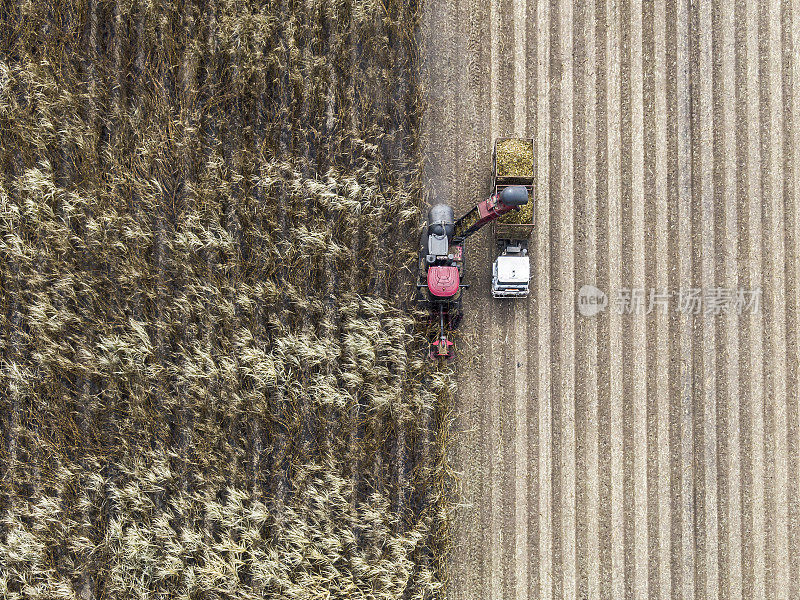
[421,0,800,599]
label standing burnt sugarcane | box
[0,1,450,599]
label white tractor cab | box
[492,240,530,298]
[490,137,534,299]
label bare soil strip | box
[421,0,800,598]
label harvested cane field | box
[0,2,455,599]
[422,0,800,599]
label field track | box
[421,1,800,599]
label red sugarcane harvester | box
[418,139,535,360]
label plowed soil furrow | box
[421,1,800,598]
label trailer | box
[490,138,535,298]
